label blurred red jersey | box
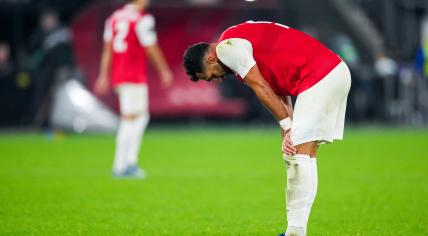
[103,4,157,87]
[218,21,342,96]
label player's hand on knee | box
[282,131,297,156]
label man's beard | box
[219,62,235,78]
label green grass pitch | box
[0,128,427,235]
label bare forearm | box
[252,84,289,121]
[245,65,289,121]
[146,45,170,73]
[281,96,293,119]
[99,43,111,78]
[99,55,110,77]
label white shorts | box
[291,62,351,146]
[116,83,149,116]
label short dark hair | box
[183,43,210,82]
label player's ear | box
[206,55,218,65]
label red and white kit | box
[103,4,157,115]
[216,21,351,145]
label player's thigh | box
[116,83,149,117]
[291,88,335,146]
[294,141,318,156]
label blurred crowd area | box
[1,0,428,131]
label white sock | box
[126,114,149,167]
[305,158,318,226]
[113,119,134,173]
[284,154,312,236]
[286,226,305,236]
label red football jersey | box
[103,4,157,87]
[217,21,342,96]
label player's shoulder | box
[216,38,253,65]
[217,38,252,54]
[217,38,250,48]
[135,12,156,30]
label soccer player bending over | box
[183,21,351,236]
[95,0,173,178]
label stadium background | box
[0,0,427,235]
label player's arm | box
[245,65,298,155]
[217,38,296,155]
[145,45,173,88]
[281,96,293,119]
[136,14,173,88]
[246,66,298,155]
[279,95,296,154]
[245,66,290,122]
[98,41,112,81]
[94,19,113,95]
[216,38,291,130]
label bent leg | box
[284,153,311,236]
[285,142,319,236]
[294,141,318,157]
[284,62,351,235]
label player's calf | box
[284,154,313,236]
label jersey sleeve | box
[103,18,113,42]
[215,38,256,78]
[135,14,158,47]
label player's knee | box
[309,143,319,158]
[283,154,310,165]
[294,141,318,156]
[122,114,139,120]
[123,113,150,125]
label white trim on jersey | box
[103,18,113,42]
[216,38,256,78]
[135,14,158,47]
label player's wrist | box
[279,117,292,131]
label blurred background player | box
[94,0,173,178]
[183,21,351,236]
[28,8,74,128]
